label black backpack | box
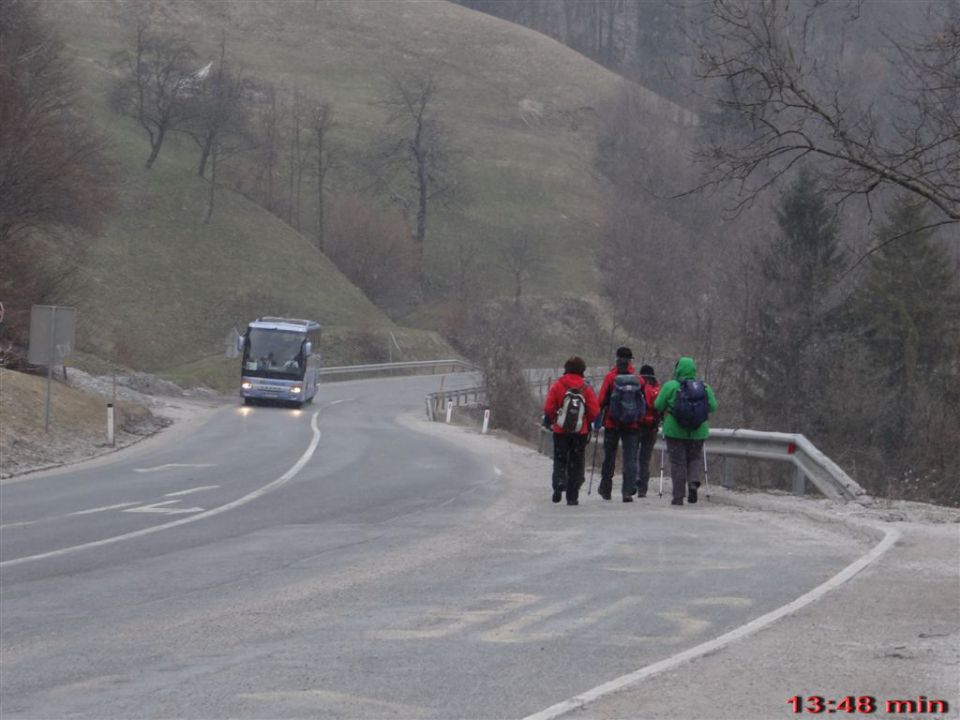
[556,387,586,433]
[673,379,709,430]
[608,374,645,425]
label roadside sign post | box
[28,305,77,432]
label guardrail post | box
[793,467,807,496]
[722,456,735,489]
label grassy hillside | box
[46,0,691,372]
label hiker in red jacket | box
[595,346,644,501]
[544,356,600,506]
[635,364,661,498]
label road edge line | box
[521,525,900,720]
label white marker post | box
[106,403,115,446]
[481,409,490,434]
[445,401,453,424]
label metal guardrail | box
[423,371,868,503]
[703,429,867,502]
[320,359,476,378]
[424,368,607,422]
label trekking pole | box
[658,444,664,500]
[703,443,711,502]
[588,429,600,495]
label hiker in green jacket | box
[654,356,718,505]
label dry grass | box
[0,368,163,477]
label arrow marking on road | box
[1,410,322,567]
[123,500,205,515]
[164,485,220,497]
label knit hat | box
[639,364,655,376]
[564,356,586,376]
[615,346,633,360]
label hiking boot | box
[567,499,579,506]
[636,492,647,498]
[688,486,698,504]
[671,498,683,506]
[599,492,612,500]
[552,488,563,503]
[622,496,633,503]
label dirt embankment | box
[0,367,218,478]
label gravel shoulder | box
[405,415,960,720]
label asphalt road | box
[0,374,866,719]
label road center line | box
[522,526,901,720]
[0,411,322,568]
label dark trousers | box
[666,437,704,501]
[599,427,640,498]
[552,433,589,501]
[636,425,658,495]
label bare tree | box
[286,89,309,231]
[0,0,114,349]
[497,228,542,305]
[248,83,281,214]
[309,101,336,252]
[325,196,418,308]
[694,0,959,233]
[182,34,250,179]
[111,20,197,169]
[373,68,459,276]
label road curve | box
[0,374,866,719]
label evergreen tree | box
[853,197,957,393]
[742,170,846,432]
[849,196,959,484]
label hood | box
[674,357,697,381]
[560,372,586,390]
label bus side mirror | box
[303,341,312,356]
[236,336,245,353]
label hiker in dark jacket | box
[635,364,661,498]
[544,356,600,506]
[595,346,643,502]
[653,356,718,505]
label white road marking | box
[480,597,579,643]
[0,520,40,530]
[0,410,323,567]
[522,526,901,720]
[370,593,539,641]
[1,502,142,529]
[163,485,219,497]
[123,500,204,515]
[133,463,216,473]
[68,502,141,516]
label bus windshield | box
[243,329,305,378]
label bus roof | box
[248,317,321,333]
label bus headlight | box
[291,385,302,394]
[241,381,252,390]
